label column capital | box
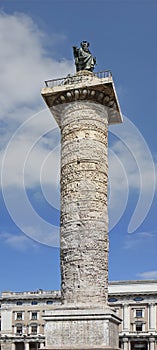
[41,70,122,126]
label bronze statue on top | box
[73,41,96,72]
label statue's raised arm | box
[73,41,96,72]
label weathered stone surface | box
[57,102,109,305]
[43,306,120,350]
[41,71,122,350]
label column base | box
[43,305,121,350]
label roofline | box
[1,280,157,299]
[109,280,157,285]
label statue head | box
[80,41,90,51]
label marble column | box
[41,69,122,350]
[123,337,129,350]
[149,303,156,330]
[123,304,130,331]
[11,343,16,350]
[149,337,155,350]
[60,101,109,305]
[24,342,29,350]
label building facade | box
[0,290,61,350]
[0,280,157,350]
[108,280,157,350]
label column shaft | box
[123,304,130,331]
[24,343,29,350]
[149,303,156,330]
[60,101,109,305]
[123,338,129,350]
[149,339,155,350]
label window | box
[16,301,23,306]
[136,309,143,318]
[46,300,53,305]
[31,312,37,320]
[108,297,118,303]
[16,312,22,320]
[134,296,144,302]
[31,324,37,335]
[16,323,22,335]
[31,301,38,305]
[136,323,143,332]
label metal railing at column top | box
[44,70,112,88]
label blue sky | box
[0,0,157,294]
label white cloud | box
[123,231,157,250]
[0,232,38,251]
[1,108,60,190]
[0,11,72,247]
[0,11,73,190]
[137,271,157,279]
[0,12,73,115]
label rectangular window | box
[136,309,143,317]
[31,312,37,320]
[16,301,22,306]
[16,312,22,320]
[31,325,37,335]
[31,301,38,305]
[16,324,22,335]
[136,323,143,332]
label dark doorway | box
[15,343,24,350]
[29,342,39,350]
[131,341,148,350]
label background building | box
[0,280,157,350]
[108,280,157,350]
[0,290,61,350]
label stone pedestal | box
[41,71,122,350]
[43,305,120,350]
